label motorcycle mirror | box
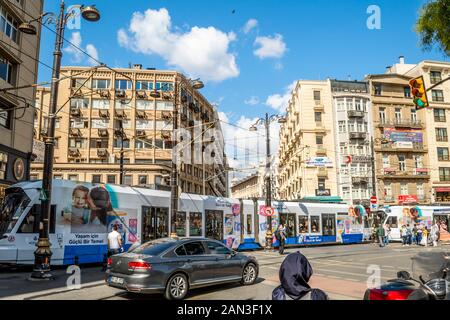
[397,271,411,280]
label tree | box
[416,0,450,57]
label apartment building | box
[0,0,43,201]
[31,65,228,197]
[278,80,340,202]
[230,173,260,199]
[367,59,431,206]
[331,80,374,206]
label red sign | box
[370,196,378,204]
[398,195,418,204]
[259,205,275,217]
[435,187,450,193]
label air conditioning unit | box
[98,90,110,99]
[136,90,147,99]
[99,109,109,118]
[115,90,126,98]
[136,110,146,119]
[115,110,125,118]
[136,130,146,137]
[98,129,109,137]
[70,108,81,117]
[68,148,80,157]
[69,128,81,137]
[97,148,108,157]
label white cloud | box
[244,96,260,106]
[118,8,239,82]
[243,19,258,34]
[254,34,287,59]
[64,32,100,66]
[265,81,297,112]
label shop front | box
[435,187,450,204]
[0,145,31,203]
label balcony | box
[69,128,82,137]
[98,129,109,137]
[97,148,108,158]
[349,132,367,140]
[99,109,109,118]
[352,177,369,184]
[378,120,424,129]
[316,146,327,156]
[348,110,365,118]
[379,169,430,180]
[317,168,328,178]
[314,100,324,111]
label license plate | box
[109,276,124,285]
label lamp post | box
[250,113,286,251]
[19,1,101,279]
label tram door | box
[142,206,169,243]
[322,214,336,236]
[205,210,223,241]
[279,214,296,238]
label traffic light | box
[409,76,429,110]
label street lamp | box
[20,0,101,280]
[249,113,286,251]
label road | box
[0,243,447,300]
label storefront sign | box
[351,155,372,163]
[435,187,450,193]
[315,189,331,196]
[398,195,418,204]
[306,157,333,168]
[394,141,413,149]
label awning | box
[302,196,343,203]
[435,187,450,193]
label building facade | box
[230,173,260,199]
[278,80,340,201]
[32,66,228,197]
[367,70,431,206]
[0,0,43,200]
[331,80,374,206]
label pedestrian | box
[272,251,328,300]
[377,224,385,247]
[406,224,413,246]
[412,224,418,245]
[276,224,287,255]
[431,221,440,247]
[422,227,429,247]
[103,224,123,270]
[383,224,390,246]
[416,224,423,246]
[401,225,408,246]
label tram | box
[0,180,366,265]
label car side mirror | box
[397,271,411,280]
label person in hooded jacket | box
[272,251,328,300]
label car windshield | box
[0,189,31,236]
[130,239,176,256]
[411,251,450,283]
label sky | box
[36,0,449,181]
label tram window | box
[176,212,187,237]
[18,210,36,233]
[246,214,252,234]
[298,216,309,233]
[206,241,230,255]
[322,214,336,236]
[311,216,321,233]
[189,212,202,237]
[386,217,398,228]
[184,241,206,255]
[175,245,187,256]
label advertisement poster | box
[224,214,234,236]
[384,128,423,143]
[232,204,240,217]
[128,219,138,243]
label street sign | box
[370,196,377,204]
[343,155,352,165]
[265,206,275,217]
[370,203,379,211]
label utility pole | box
[119,120,124,185]
[264,113,273,251]
[170,79,179,238]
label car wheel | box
[241,263,258,285]
[165,273,189,300]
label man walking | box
[377,224,385,247]
[276,224,287,255]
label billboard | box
[306,157,333,167]
[384,128,423,143]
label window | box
[70,119,88,128]
[410,109,417,123]
[68,175,78,181]
[113,138,130,148]
[155,120,173,130]
[298,216,309,234]
[383,155,390,169]
[374,84,382,95]
[135,140,152,149]
[434,109,446,122]
[404,87,411,98]
[355,99,362,111]
[184,241,206,255]
[400,183,408,195]
[205,241,230,254]
[432,90,444,102]
[115,119,131,129]
[417,184,425,199]
[440,168,450,182]
[313,90,321,101]
[115,100,131,109]
[91,119,109,129]
[115,80,132,90]
[69,138,86,148]
[414,155,423,168]
[310,216,320,233]
[70,99,89,109]
[71,78,89,88]
[136,119,153,130]
[136,81,154,91]
[316,135,323,145]
[175,245,187,256]
[92,99,110,109]
[92,79,110,90]
[92,175,101,183]
[246,215,252,235]
[156,101,174,111]
[90,138,109,148]
[318,178,326,190]
[430,71,442,84]
[395,108,402,122]
[176,212,187,237]
[346,98,353,110]
[138,175,147,186]
[385,183,392,198]
[436,128,448,142]
[379,108,386,124]
[156,82,174,92]
[107,175,116,184]
[0,7,19,42]
[386,216,398,228]
[322,214,336,236]
[438,148,449,161]
[189,212,202,236]
[0,55,15,84]
[136,100,153,110]
[0,106,11,129]
[314,112,322,122]
[398,155,406,171]
[336,98,345,111]
[124,175,133,186]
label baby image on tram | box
[61,185,114,234]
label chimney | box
[133,64,142,70]
[399,56,405,64]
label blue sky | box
[36,0,449,173]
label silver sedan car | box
[105,238,259,300]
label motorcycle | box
[364,251,450,300]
